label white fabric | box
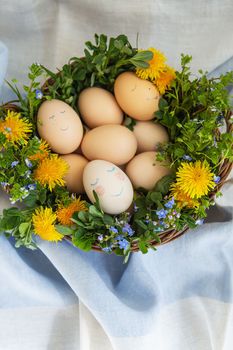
[0,41,8,96]
[0,1,233,349]
[1,298,233,350]
[1,0,233,86]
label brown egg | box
[60,154,88,193]
[78,87,123,128]
[73,125,89,155]
[37,99,83,154]
[125,151,171,190]
[81,125,137,165]
[133,121,169,153]
[114,72,160,121]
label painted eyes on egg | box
[49,111,66,120]
[107,166,116,173]
[91,178,99,186]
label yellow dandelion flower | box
[57,197,87,226]
[176,161,215,199]
[136,48,166,81]
[32,207,63,242]
[34,155,69,191]
[155,66,176,94]
[170,183,200,208]
[29,140,51,161]
[0,110,32,145]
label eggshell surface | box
[83,160,134,214]
[133,121,169,153]
[81,125,137,165]
[78,87,123,128]
[37,99,83,154]
[114,72,160,121]
[125,151,171,190]
[61,154,88,193]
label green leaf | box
[122,46,132,55]
[102,214,114,225]
[154,110,163,119]
[114,247,124,256]
[38,189,47,204]
[153,174,175,194]
[0,216,20,230]
[55,225,74,236]
[130,60,149,69]
[215,191,223,198]
[76,68,87,81]
[181,54,192,66]
[123,250,131,263]
[159,98,168,109]
[132,50,153,61]
[77,211,88,223]
[133,207,147,220]
[174,148,185,158]
[150,191,162,203]
[23,192,38,207]
[138,240,148,254]
[72,238,92,251]
[3,207,21,217]
[124,116,137,131]
[93,191,102,212]
[93,53,105,65]
[114,39,124,50]
[19,222,30,236]
[99,34,107,52]
[72,229,93,251]
[89,205,103,218]
[135,219,148,230]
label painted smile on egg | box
[60,126,69,131]
[131,84,137,92]
[146,96,159,101]
[111,186,124,197]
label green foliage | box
[0,207,36,249]
[6,64,45,126]
[41,34,153,108]
[153,175,176,194]
[55,225,74,236]
[155,54,233,171]
[124,116,137,131]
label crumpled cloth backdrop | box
[0,1,233,349]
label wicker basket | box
[1,101,232,252]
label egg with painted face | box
[83,160,134,215]
[37,99,83,154]
[114,72,160,121]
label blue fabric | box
[1,219,233,338]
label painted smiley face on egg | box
[37,99,83,154]
[114,72,160,121]
[83,160,134,215]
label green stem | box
[27,80,35,122]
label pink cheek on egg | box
[95,185,105,196]
[114,171,125,181]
